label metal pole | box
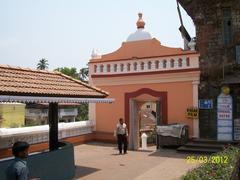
[176,0,184,27]
[49,102,59,151]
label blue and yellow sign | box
[186,107,199,119]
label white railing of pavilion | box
[0,121,93,149]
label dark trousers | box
[117,134,128,153]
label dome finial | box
[136,12,145,29]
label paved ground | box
[73,142,200,180]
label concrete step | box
[191,139,238,145]
[185,142,224,150]
[177,146,221,154]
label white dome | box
[127,28,152,42]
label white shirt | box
[116,123,128,136]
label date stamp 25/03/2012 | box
[186,155,228,164]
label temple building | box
[178,0,240,140]
[88,13,200,149]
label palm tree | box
[37,58,49,70]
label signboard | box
[217,93,233,141]
[234,119,240,140]
[236,45,240,64]
[186,107,199,119]
[199,99,213,109]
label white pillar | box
[88,76,96,130]
[192,80,199,138]
[88,103,96,130]
[141,133,148,150]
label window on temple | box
[134,62,137,71]
[127,63,131,71]
[148,61,152,69]
[178,58,183,67]
[170,59,174,68]
[186,57,190,66]
[163,60,167,68]
[107,64,111,72]
[100,65,104,72]
[141,62,144,70]
[223,8,232,46]
[114,64,117,72]
[155,60,159,69]
[94,65,97,73]
[120,64,124,72]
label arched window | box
[127,63,131,71]
[100,64,104,72]
[134,62,137,71]
[170,59,174,68]
[141,62,144,70]
[163,60,167,68]
[114,64,117,72]
[120,64,124,72]
[186,57,190,66]
[107,64,111,72]
[148,61,152,69]
[155,60,159,69]
[178,58,183,67]
[94,65,97,73]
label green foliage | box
[54,66,89,82]
[54,66,89,120]
[24,119,42,127]
[54,67,80,80]
[9,122,20,128]
[181,146,240,180]
[37,58,49,70]
[75,103,88,121]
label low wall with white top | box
[0,121,93,149]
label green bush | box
[181,146,240,180]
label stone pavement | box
[73,142,199,180]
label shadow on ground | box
[74,165,100,179]
[148,147,196,159]
[85,142,116,147]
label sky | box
[0,0,195,70]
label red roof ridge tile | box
[58,73,109,96]
[0,64,59,75]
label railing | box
[26,108,78,118]
[0,121,93,149]
[91,56,199,75]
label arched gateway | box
[88,13,200,150]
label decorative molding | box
[91,68,200,78]
[90,55,199,76]
[124,88,168,131]
[91,70,200,86]
[0,95,115,104]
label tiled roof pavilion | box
[0,64,113,151]
[0,65,112,103]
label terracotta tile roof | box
[90,38,198,63]
[0,65,108,98]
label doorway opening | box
[129,94,159,150]
[125,88,168,150]
[138,101,157,148]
